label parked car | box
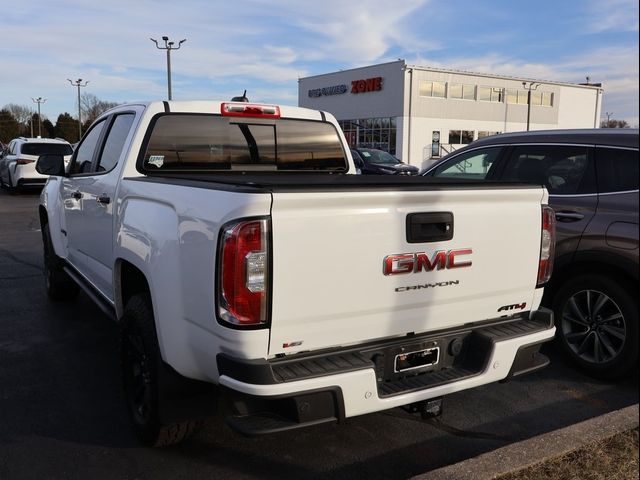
[351,147,419,175]
[423,128,639,379]
[0,137,73,193]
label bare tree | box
[80,93,120,125]
[4,104,34,126]
[600,119,630,128]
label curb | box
[413,403,639,480]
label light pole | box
[522,81,540,131]
[31,97,47,137]
[604,112,613,125]
[67,78,89,140]
[150,36,186,100]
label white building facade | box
[298,60,603,170]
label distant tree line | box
[0,94,119,144]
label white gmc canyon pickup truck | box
[36,100,556,446]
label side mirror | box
[36,154,66,176]
[353,156,364,169]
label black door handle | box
[555,211,584,222]
[97,195,111,205]
[72,191,82,200]
[407,212,454,243]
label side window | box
[70,119,107,175]
[502,145,595,195]
[97,114,135,173]
[596,147,639,193]
[431,147,502,179]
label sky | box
[1,0,638,126]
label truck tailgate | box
[269,187,546,356]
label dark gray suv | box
[423,129,639,379]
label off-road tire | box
[120,294,202,447]
[553,274,638,380]
[42,223,79,301]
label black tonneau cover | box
[125,173,539,193]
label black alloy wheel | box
[560,289,625,364]
[120,294,202,446]
[123,326,154,427]
[554,274,638,380]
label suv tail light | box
[16,158,35,165]
[537,206,555,287]
[220,102,280,119]
[218,218,270,327]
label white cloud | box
[0,0,637,124]
[584,0,639,33]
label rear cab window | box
[140,114,348,173]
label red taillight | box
[218,219,270,326]
[537,206,555,287]
[16,158,35,165]
[220,102,280,118]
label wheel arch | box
[544,251,639,306]
[114,257,151,320]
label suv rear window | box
[21,143,73,156]
[141,114,347,172]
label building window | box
[419,80,446,98]
[339,117,397,155]
[478,86,503,103]
[507,89,553,106]
[449,130,474,144]
[450,83,475,100]
[531,91,554,107]
[506,89,529,105]
[477,131,501,139]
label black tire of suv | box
[553,274,638,380]
[7,173,19,195]
[120,294,202,447]
[42,223,79,301]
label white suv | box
[0,137,73,193]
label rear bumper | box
[218,309,555,435]
[13,164,47,186]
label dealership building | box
[298,60,603,169]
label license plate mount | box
[394,347,440,373]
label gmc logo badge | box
[383,249,472,276]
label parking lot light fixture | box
[67,79,89,140]
[150,36,187,100]
[31,97,47,137]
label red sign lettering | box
[351,77,383,94]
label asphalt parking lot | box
[0,188,638,480]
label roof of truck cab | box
[105,100,330,122]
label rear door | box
[499,144,597,261]
[268,186,546,355]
